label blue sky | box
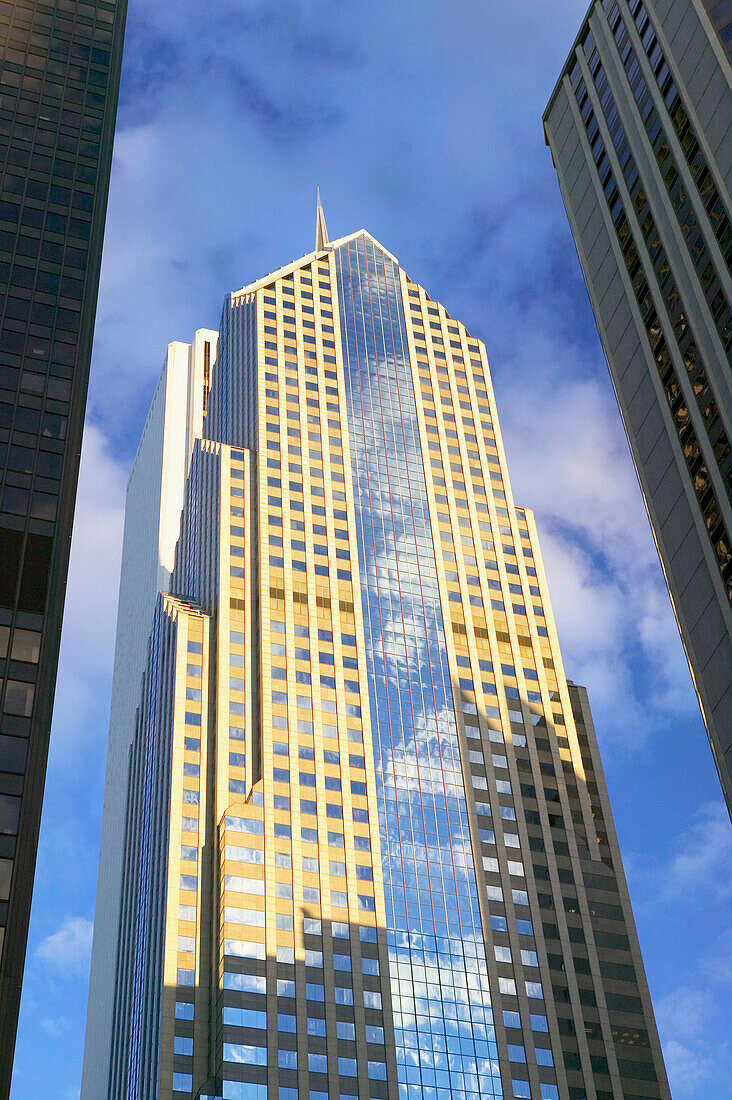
[10,1,731,1096]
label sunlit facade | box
[85,220,670,1100]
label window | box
[3,680,34,717]
[0,795,22,835]
[11,629,41,662]
[0,736,26,775]
[224,1007,266,1028]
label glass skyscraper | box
[0,1,127,1092]
[84,215,670,1100]
[544,0,732,812]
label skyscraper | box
[543,0,732,811]
[0,1,127,1092]
[85,212,670,1100]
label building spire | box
[315,187,329,251]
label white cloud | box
[662,802,732,900]
[656,985,710,1040]
[626,801,731,915]
[50,423,127,757]
[40,1016,64,1038]
[35,917,94,974]
[494,353,696,756]
[656,984,732,1099]
[662,1039,718,1098]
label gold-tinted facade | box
[105,228,669,1100]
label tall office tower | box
[82,328,218,1098]
[543,0,732,812]
[0,0,127,1092]
[86,216,670,1100]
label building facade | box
[543,0,732,812]
[701,0,732,58]
[82,328,218,1096]
[0,0,127,1092]
[85,222,670,1100]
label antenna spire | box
[315,188,329,251]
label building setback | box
[0,1,127,1093]
[544,0,732,812]
[84,216,670,1100]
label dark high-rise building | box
[0,0,127,1091]
[544,0,732,812]
[83,215,670,1100]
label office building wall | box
[544,0,732,811]
[0,1,127,1091]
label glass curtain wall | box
[335,235,503,1100]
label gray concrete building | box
[544,0,732,812]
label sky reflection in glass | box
[336,235,503,1099]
